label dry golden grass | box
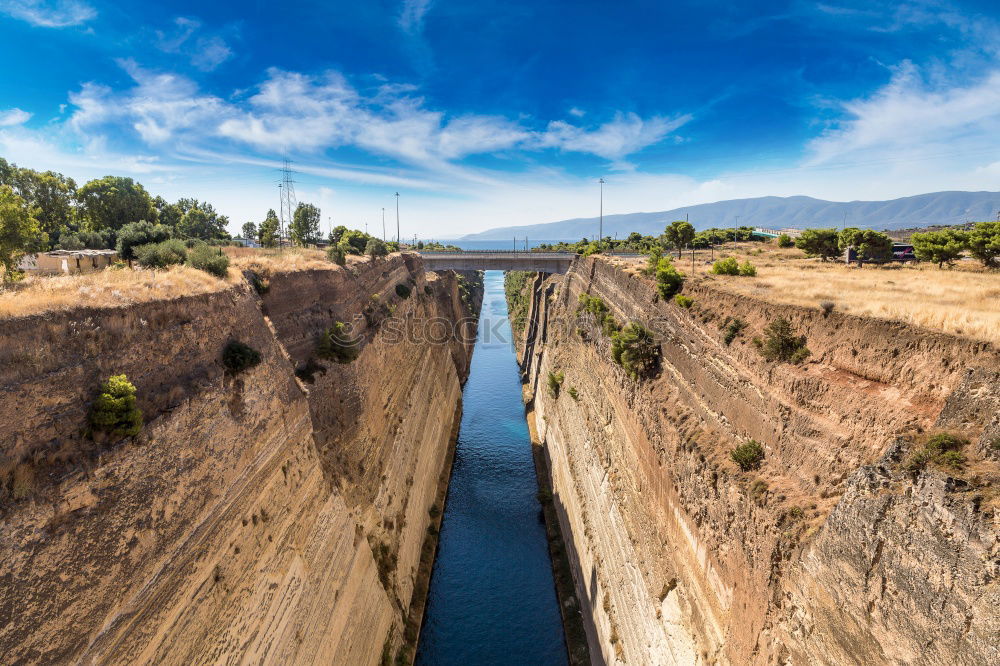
[614,243,1000,345]
[0,264,232,319]
[227,246,369,275]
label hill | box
[459,191,1000,240]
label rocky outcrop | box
[0,254,482,665]
[515,256,998,665]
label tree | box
[77,176,156,232]
[912,230,968,268]
[664,220,695,257]
[116,221,173,261]
[795,228,841,261]
[966,222,1000,268]
[328,224,348,245]
[290,202,321,246]
[258,209,279,248]
[154,196,183,229]
[365,237,388,261]
[850,229,893,265]
[342,229,371,254]
[88,374,143,439]
[241,221,257,241]
[777,233,793,248]
[175,199,229,240]
[0,159,78,248]
[0,185,44,281]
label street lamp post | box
[599,177,605,252]
[395,192,400,246]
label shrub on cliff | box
[719,316,747,345]
[365,238,388,261]
[755,317,810,364]
[326,243,347,266]
[135,238,187,269]
[674,294,694,308]
[395,283,412,299]
[547,370,565,398]
[906,432,969,473]
[655,257,684,298]
[316,321,360,363]
[578,293,620,337]
[611,322,659,380]
[222,340,262,373]
[88,374,143,440]
[188,244,230,278]
[730,440,764,471]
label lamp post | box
[395,192,400,246]
[599,177,605,252]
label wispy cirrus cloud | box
[399,0,434,34]
[0,107,31,126]
[155,17,234,71]
[0,0,95,27]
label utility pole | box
[599,178,606,252]
[395,192,400,246]
[279,159,297,249]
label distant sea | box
[438,239,571,251]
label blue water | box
[415,271,568,666]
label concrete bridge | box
[417,250,578,273]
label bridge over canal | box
[417,250,579,273]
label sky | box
[1,0,1000,238]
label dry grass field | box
[614,243,1000,345]
[0,264,233,319]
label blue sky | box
[1,0,999,237]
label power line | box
[278,159,297,248]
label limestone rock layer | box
[516,256,998,666]
[0,254,482,665]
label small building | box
[18,249,119,275]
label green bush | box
[222,340,262,373]
[365,238,388,261]
[326,244,347,266]
[116,221,172,261]
[655,258,684,298]
[187,244,230,278]
[711,257,740,275]
[316,321,360,363]
[135,238,187,269]
[730,440,764,471]
[738,260,757,277]
[395,283,412,299]
[720,317,747,345]
[926,433,967,453]
[674,294,694,308]
[912,230,967,268]
[547,370,565,398]
[795,228,841,261]
[643,247,662,276]
[611,322,659,380]
[757,317,810,363]
[777,234,794,248]
[905,432,968,473]
[578,293,620,337]
[88,374,143,439]
[567,386,579,400]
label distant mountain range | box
[459,191,1000,240]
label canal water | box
[415,271,568,665]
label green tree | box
[116,221,172,261]
[365,237,388,261]
[849,229,893,265]
[77,176,156,232]
[0,185,45,281]
[776,233,793,248]
[327,243,347,266]
[794,228,841,261]
[241,221,257,241]
[88,374,143,439]
[912,229,968,268]
[328,224,348,245]
[0,159,77,248]
[342,229,371,254]
[258,209,279,248]
[664,220,695,257]
[966,222,1000,268]
[290,202,321,246]
[153,196,183,229]
[175,199,229,240]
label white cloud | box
[155,17,233,71]
[539,112,691,162]
[0,107,31,126]
[568,107,585,117]
[0,0,95,27]
[808,60,1000,164]
[399,0,433,34]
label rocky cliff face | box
[515,257,998,665]
[0,254,482,665]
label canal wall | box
[514,256,999,665]
[0,254,483,665]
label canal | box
[415,271,568,665]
